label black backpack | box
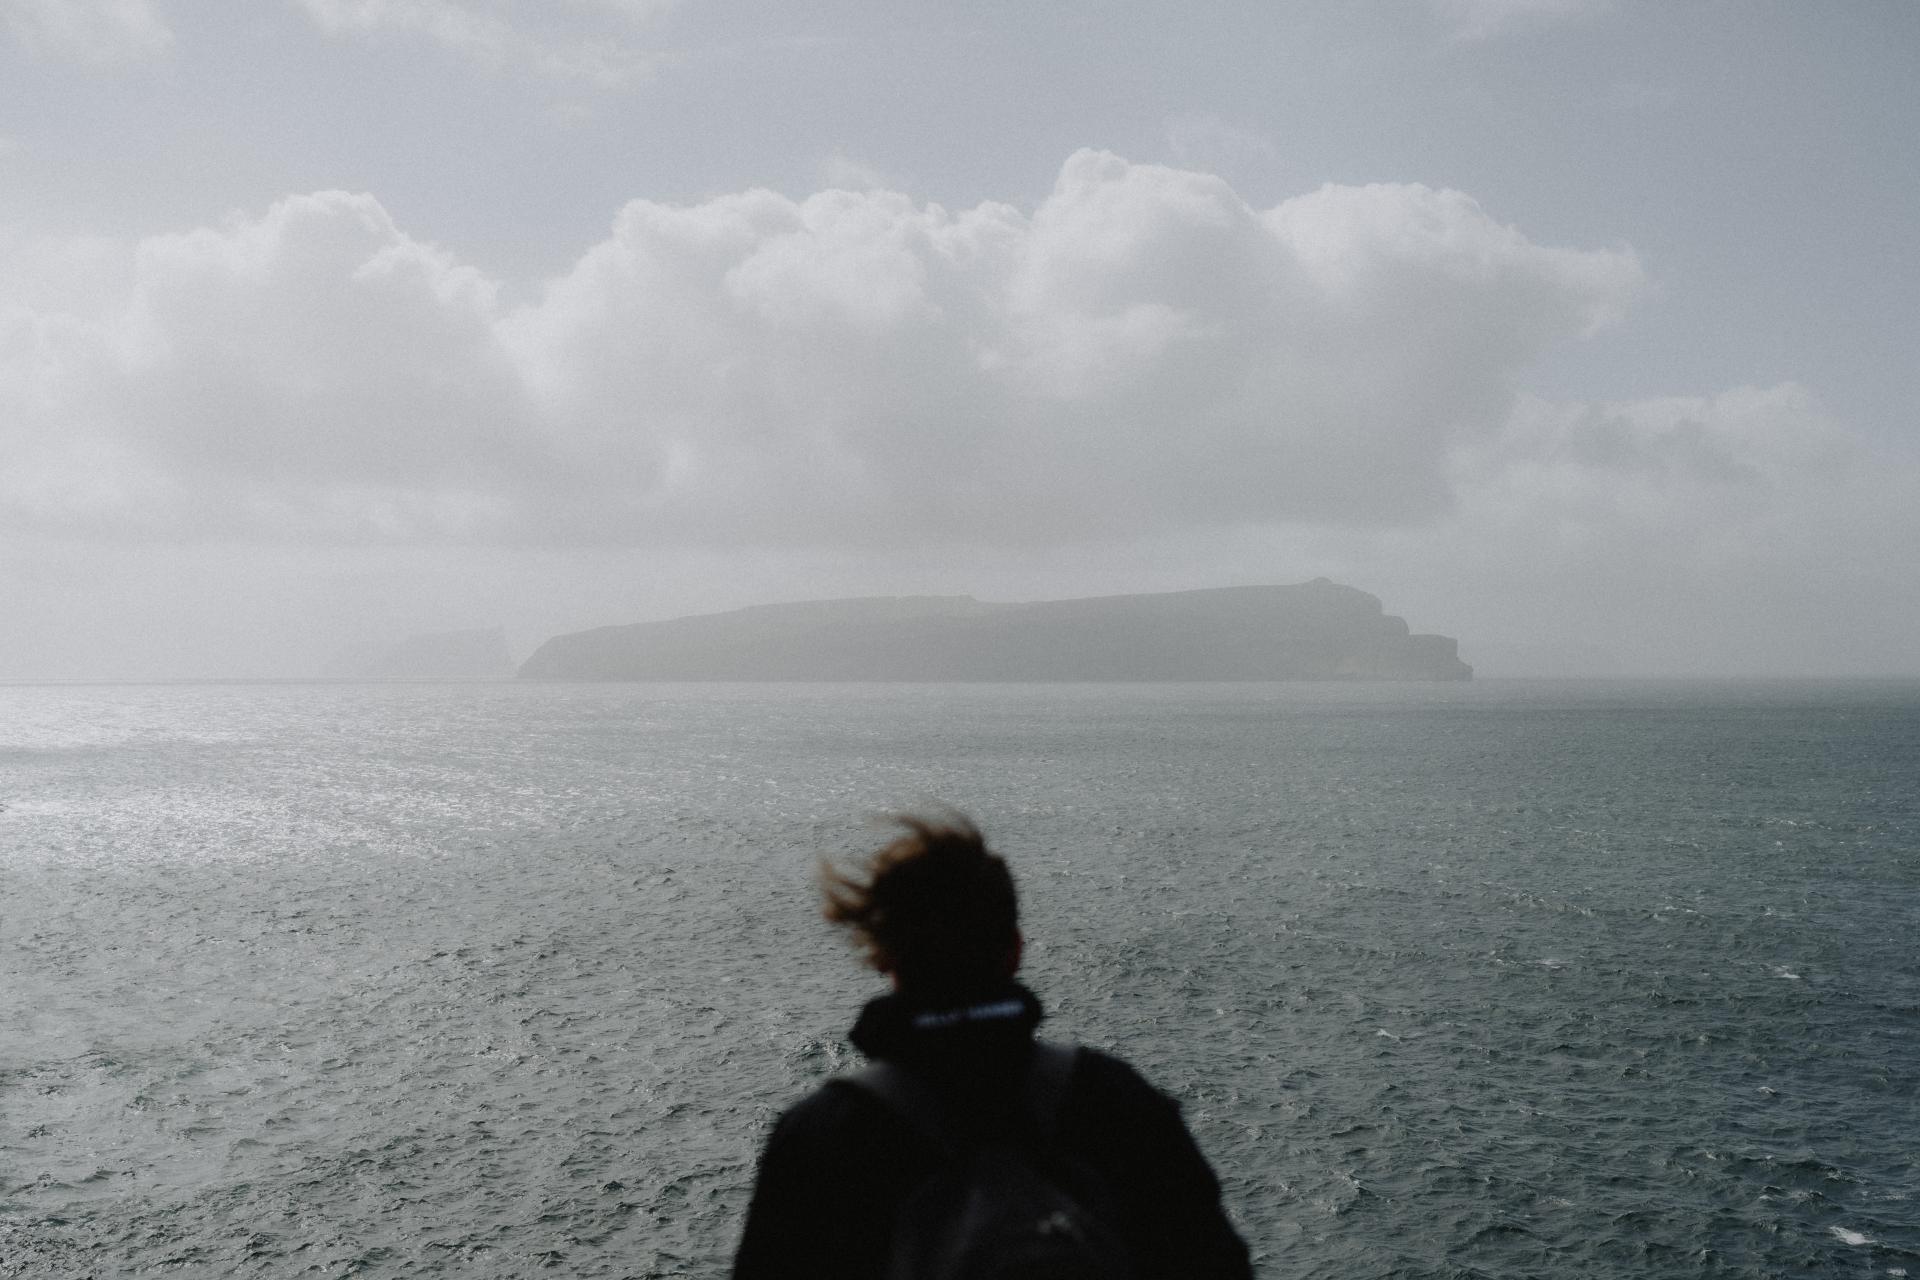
[846,1042,1136,1280]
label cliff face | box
[518,581,1471,681]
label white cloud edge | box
[2,151,1661,551]
[10,142,1909,674]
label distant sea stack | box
[518,581,1471,682]
[324,627,515,680]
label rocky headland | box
[517,580,1470,681]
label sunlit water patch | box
[3,680,1917,1277]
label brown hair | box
[821,812,1019,993]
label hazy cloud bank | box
[3,149,1646,547]
[1348,382,1920,673]
[8,148,1912,676]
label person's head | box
[821,811,1021,997]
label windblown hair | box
[821,812,1019,993]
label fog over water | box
[3,4,1918,679]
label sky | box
[2,0,1917,679]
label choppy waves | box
[3,680,1917,1277]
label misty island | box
[518,579,1470,681]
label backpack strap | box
[847,1041,1080,1153]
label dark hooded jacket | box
[732,982,1252,1279]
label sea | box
[1,679,1915,1279]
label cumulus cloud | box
[293,0,670,85]
[1,193,539,539]
[7,152,1914,676]
[2,0,171,66]
[1,151,1650,551]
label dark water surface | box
[2,680,1916,1278]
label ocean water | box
[1,680,1916,1279]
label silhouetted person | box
[733,812,1251,1279]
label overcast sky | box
[3,0,1916,678]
